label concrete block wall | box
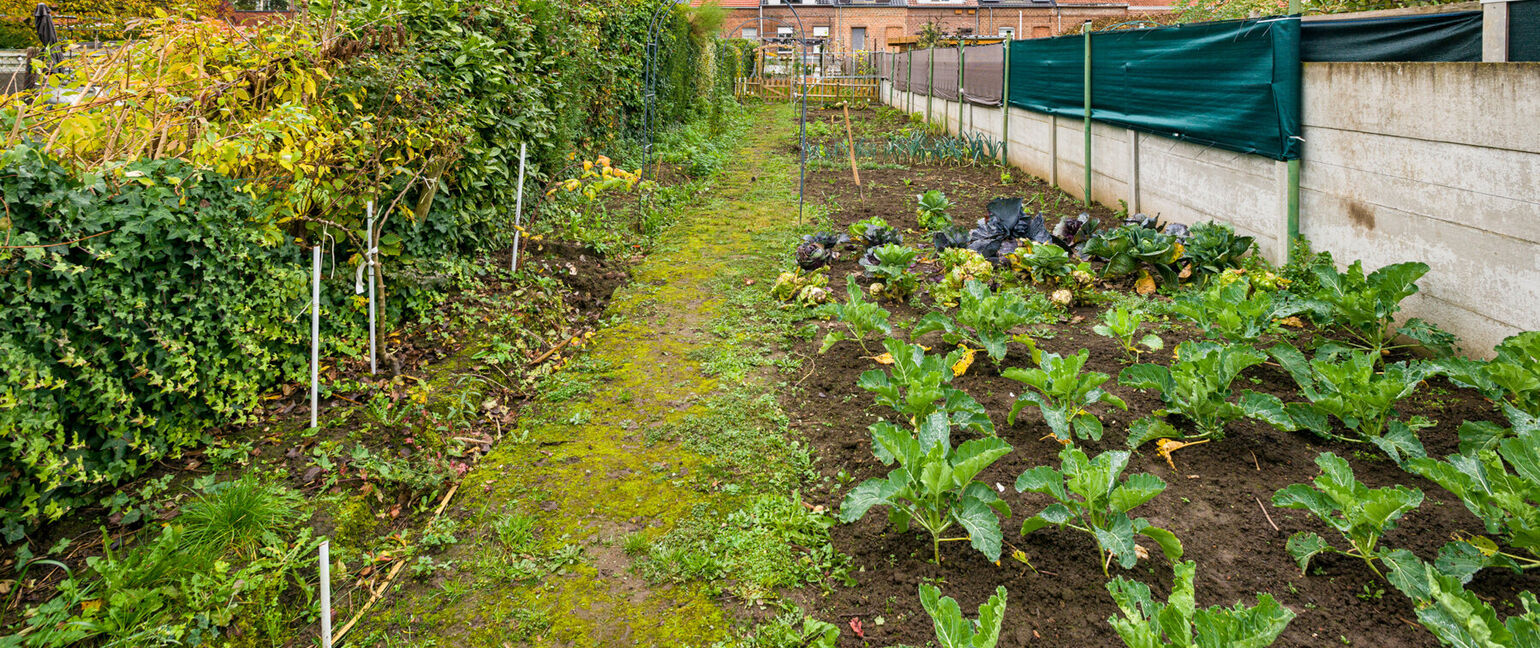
[879,63,1540,356]
[1296,62,1540,355]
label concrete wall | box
[878,63,1540,356]
[1296,62,1540,355]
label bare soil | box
[782,113,1538,647]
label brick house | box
[699,0,1173,52]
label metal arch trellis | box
[642,3,811,224]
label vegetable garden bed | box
[772,106,1540,647]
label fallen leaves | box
[1155,438,1211,471]
[1135,270,1157,295]
[951,346,977,377]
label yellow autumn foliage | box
[0,0,219,18]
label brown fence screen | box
[931,47,960,101]
[892,52,909,91]
[909,49,932,96]
[961,44,1004,106]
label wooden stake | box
[842,103,861,189]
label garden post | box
[1001,39,1010,166]
[320,540,332,648]
[926,46,934,125]
[1082,20,1092,208]
[366,201,376,375]
[511,142,526,273]
[958,39,967,134]
[310,242,320,429]
[899,47,911,113]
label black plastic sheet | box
[1301,11,1482,62]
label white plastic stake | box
[511,142,527,273]
[366,202,377,375]
[310,243,321,430]
[319,540,332,648]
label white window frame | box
[998,27,1016,39]
[742,28,758,39]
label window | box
[777,27,794,37]
[813,26,830,38]
[998,27,1015,39]
[742,28,758,39]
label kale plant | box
[914,280,1036,364]
[1016,446,1183,575]
[1298,260,1454,358]
[1171,278,1283,344]
[858,338,994,435]
[1269,343,1432,463]
[1093,306,1164,363]
[1271,452,1423,579]
[1106,561,1295,648]
[1381,552,1540,648]
[1003,350,1128,443]
[820,275,893,354]
[1406,410,1540,582]
[1431,330,1540,418]
[1118,341,1290,447]
[840,411,1012,564]
[919,584,1008,648]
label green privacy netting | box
[1513,0,1540,62]
[1301,12,1481,62]
[1007,17,1302,160]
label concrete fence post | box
[1272,160,1294,266]
[1483,0,1511,62]
[1126,130,1140,215]
[1050,115,1059,186]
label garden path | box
[369,104,803,647]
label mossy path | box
[369,104,823,647]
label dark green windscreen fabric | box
[1513,0,1540,62]
[1007,17,1302,160]
[1301,12,1481,62]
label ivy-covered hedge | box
[0,0,730,534]
[0,149,306,534]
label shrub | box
[0,152,305,535]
